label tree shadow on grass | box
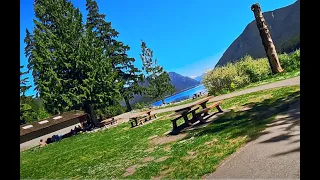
[174,91,300,143]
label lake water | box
[152,84,207,106]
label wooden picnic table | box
[129,109,157,128]
[170,96,223,131]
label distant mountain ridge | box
[126,71,200,105]
[193,74,204,83]
[168,72,200,92]
[215,0,300,67]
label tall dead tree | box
[251,3,283,73]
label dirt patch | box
[204,138,219,147]
[163,145,171,152]
[154,156,171,163]
[150,133,187,146]
[181,151,197,160]
[141,156,154,163]
[122,164,138,177]
[148,135,158,140]
[144,147,155,153]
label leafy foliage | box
[140,41,175,104]
[203,50,300,95]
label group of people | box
[39,121,95,147]
[192,91,205,99]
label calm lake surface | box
[152,84,207,106]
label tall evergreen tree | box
[25,0,120,123]
[140,41,175,104]
[20,66,35,124]
[85,0,144,112]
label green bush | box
[203,61,251,95]
[236,56,271,82]
[204,50,300,95]
[95,104,126,119]
[279,49,300,72]
[133,102,148,110]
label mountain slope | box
[215,0,300,67]
[168,72,200,92]
[194,74,204,82]
[124,72,200,105]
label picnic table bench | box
[169,96,223,132]
[129,109,157,128]
[100,117,118,127]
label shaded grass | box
[20,86,300,179]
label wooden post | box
[251,3,283,74]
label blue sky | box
[20,0,296,96]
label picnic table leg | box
[130,121,135,128]
[200,103,209,116]
[134,118,138,126]
[216,105,224,112]
[172,120,178,131]
[190,110,198,124]
[182,114,192,126]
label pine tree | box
[140,41,175,104]
[20,66,35,124]
[25,0,120,122]
[85,0,144,112]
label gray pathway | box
[115,76,300,123]
[203,99,300,179]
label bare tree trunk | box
[124,96,132,112]
[84,103,99,127]
[251,3,283,74]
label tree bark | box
[124,96,132,112]
[84,103,99,127]
[251,3,284,74]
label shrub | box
[98,105,126,119]
[203,50,300,95]
[279,49,300,72]
[203,60,251,95]
[236,56,271,82]
[133,102,149,110]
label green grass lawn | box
[20,85,300,179]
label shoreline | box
[151,84,206,105]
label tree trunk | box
[251,3,283,74]
[84,103,99,127]
[124,96,132,112]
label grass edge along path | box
[20,85,300,179]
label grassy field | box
[20,85,300,179]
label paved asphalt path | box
[115,76,300,123]
[203,98,300,179]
